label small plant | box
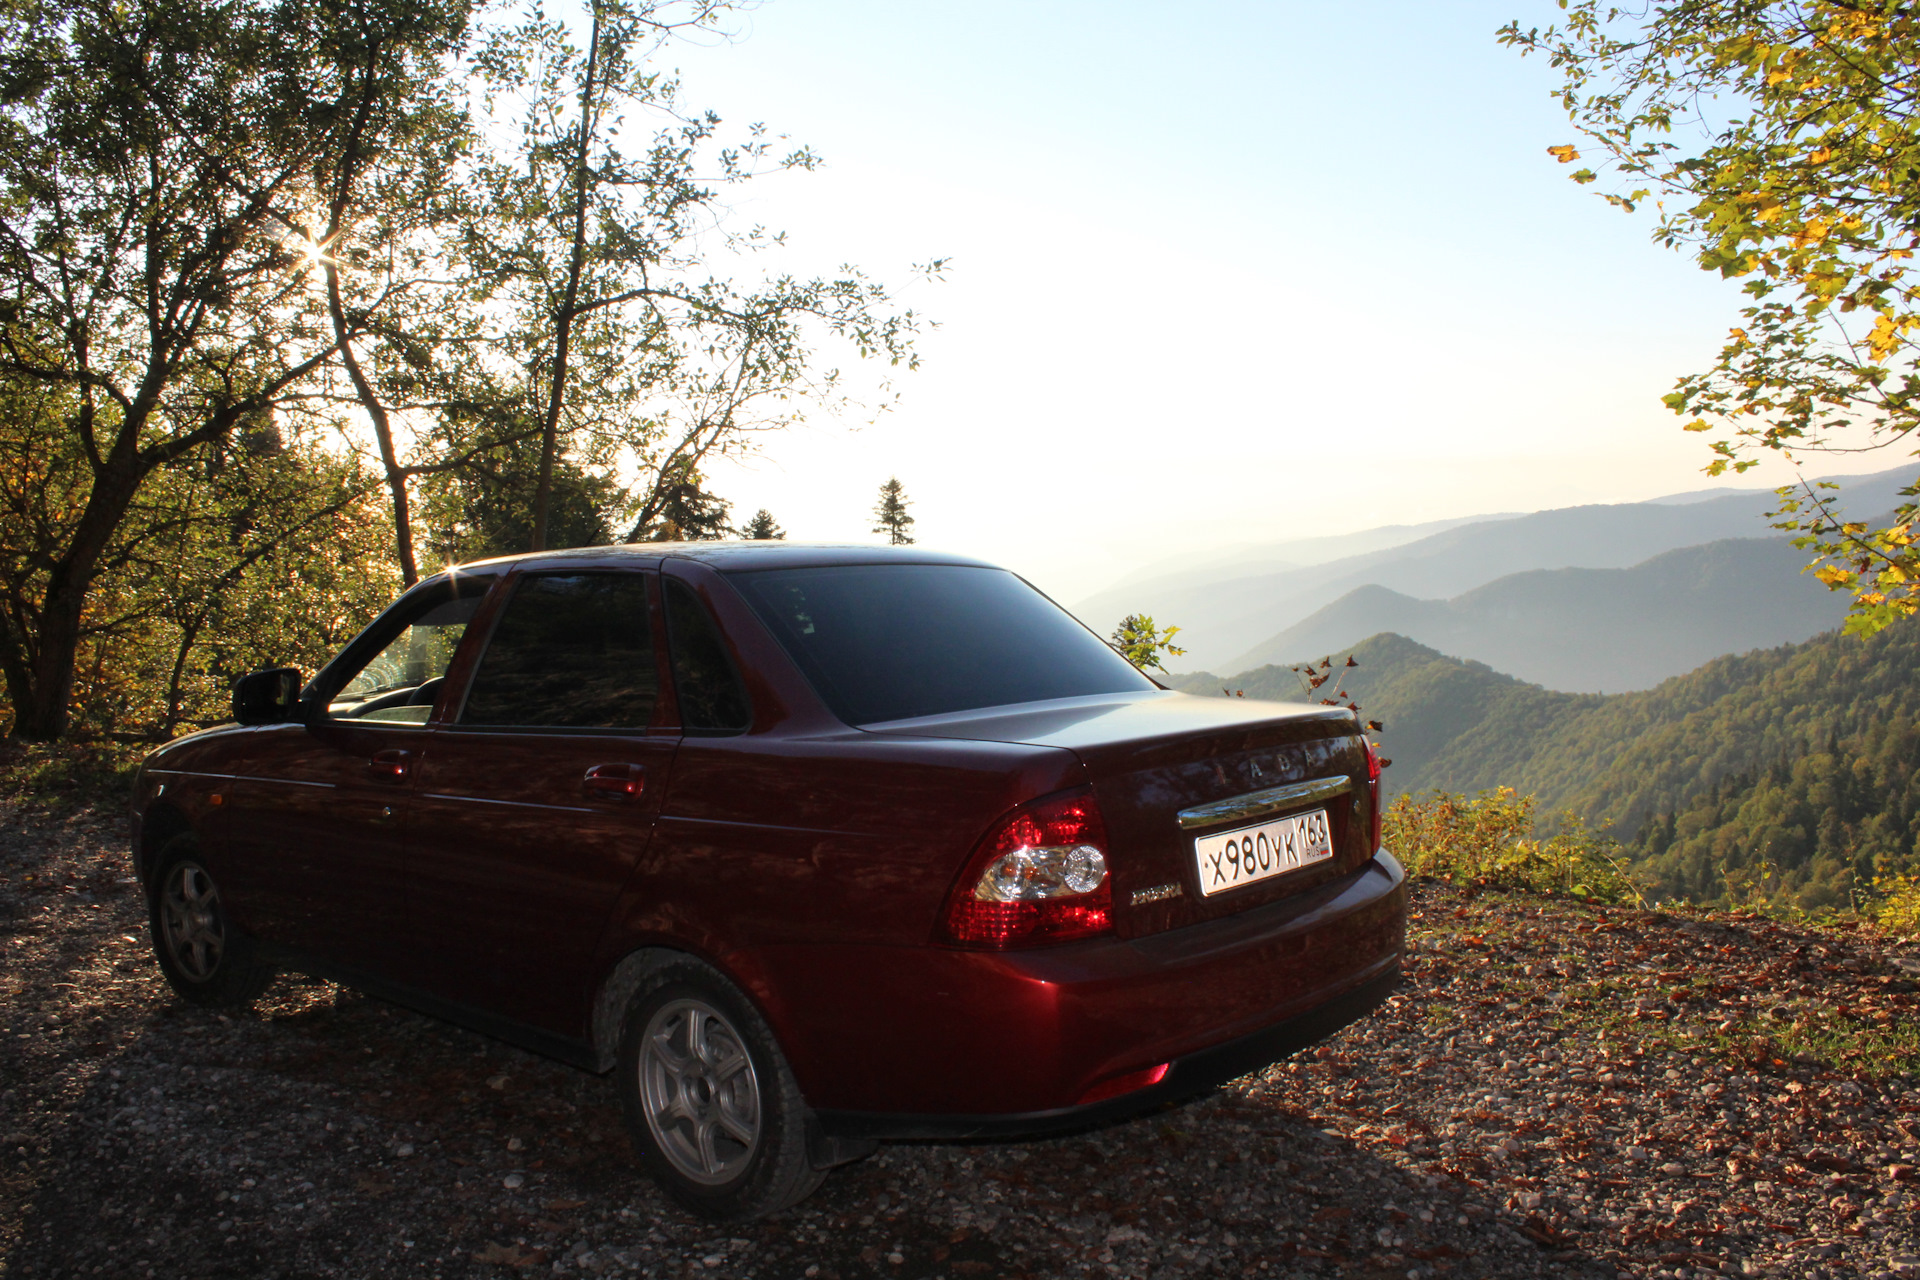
[1288,654,1384,737]
[1110,614,1186,671]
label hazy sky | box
[651,0,1859,607]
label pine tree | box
[872,477,915,546]
[740,509,785,540]
[629,465,731,542]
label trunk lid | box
[863,690,1374,939]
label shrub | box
[1871,873,1920,939]
[1383,787,1645,904]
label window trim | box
[662,576,754,737]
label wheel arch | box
[586,942,793,1077]
[136,803,195,885]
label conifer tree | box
[872,477,915,546]
[740,509,785,540]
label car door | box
[224,575,495,974]
[404,568,678,1037]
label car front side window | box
[326,586,488,724]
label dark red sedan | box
[132,543,1406,1219]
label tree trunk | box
[531,0,602,553]
[6,460,144,740]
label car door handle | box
[583,763,645,801]
[368,748,413,783]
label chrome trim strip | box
[1176,776,1353,832]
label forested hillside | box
[1168,614,1920,910]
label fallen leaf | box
[473,1242,547,1268]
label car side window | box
[664,580,751,733]
[326,583,489,724]
[459,573,659,730]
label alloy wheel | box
[159,862,225,983]
[637,997,763,1186]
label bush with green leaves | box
[1384,786,1645,904]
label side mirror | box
[232,667,304,726]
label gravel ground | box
[4,800,1919,1280]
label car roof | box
[449,541,1003,575]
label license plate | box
[1193,809,1333,896]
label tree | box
[1501,3,1920,635]
[739,509,785,540]
[295,0,485,587]
[0,0,458,739]
[872,477,915,545]
[1109,614,1186,671]
[628,461,731,541]
[467,0,934,554]
[420,438,616,563]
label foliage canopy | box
[1503,1,1920,633]
[0,0,933,740]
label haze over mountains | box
[1238,537,1842,693]
[1078,467,1910,691]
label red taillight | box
[1364,735,1384,852]
[941,787,1114,949]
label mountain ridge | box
[1080,466,1909,672]
[1229,535,1848,692]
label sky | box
[642,0,1868,609]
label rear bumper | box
[816,957,1399,1140]
[758,849,1407,1121]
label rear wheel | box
[148,834,271,1008]
[617,958,823,1220]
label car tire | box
[148,833,272,1008]
[616,957,825,1220]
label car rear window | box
[728,564,1154,725]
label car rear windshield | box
[728,564,1154,725]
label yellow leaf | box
[1682,418,1714,433]
[1547,144,1580,164]
[1814,564,1853,586]
[1868,314,1905,361]
[1809,146,1833,164]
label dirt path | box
[3,801,1916,1279]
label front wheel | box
[148,834,272,1008]
[617,958,823,1220]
